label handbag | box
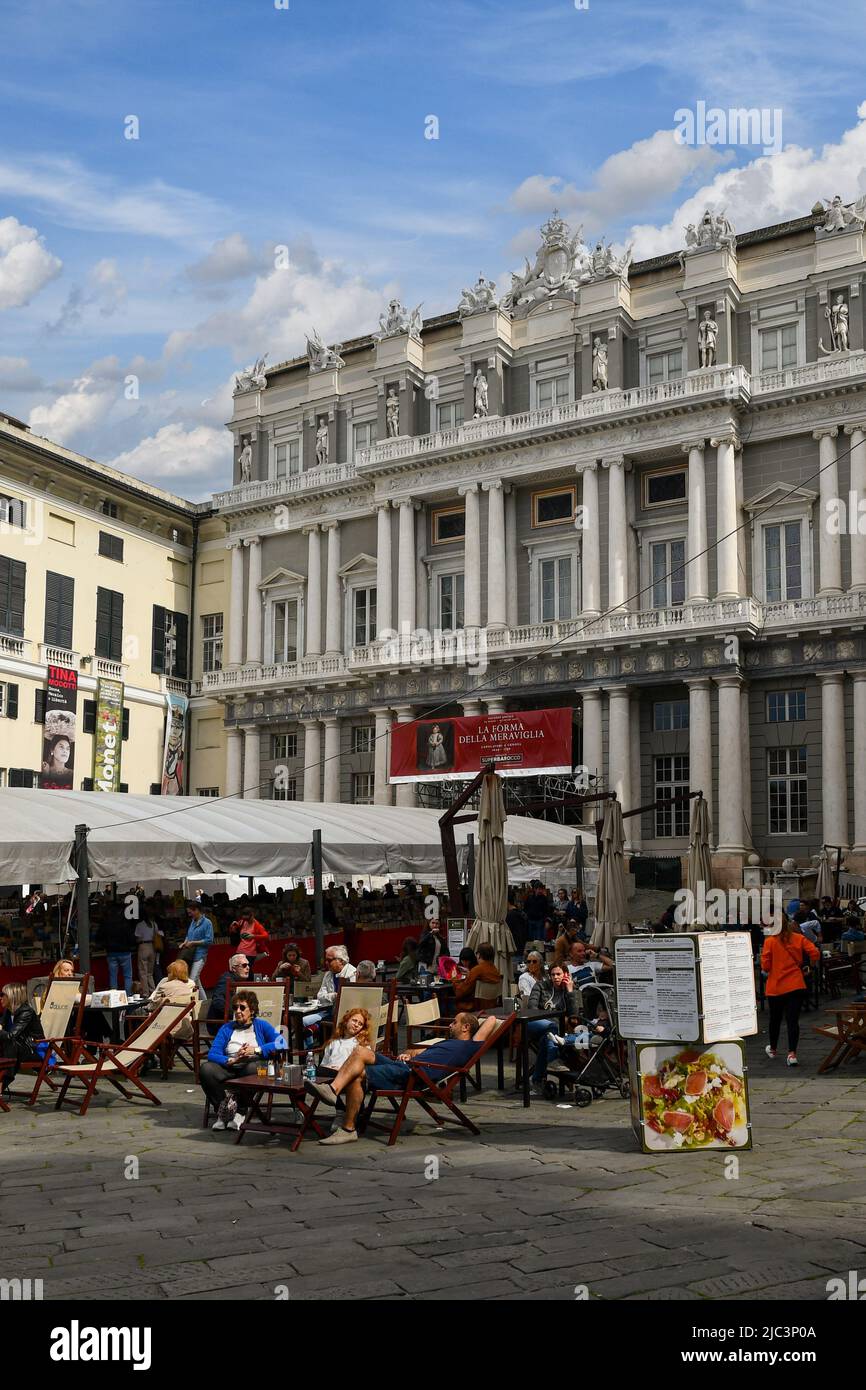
[782,938,812,984]
[152,930,164,953]
[178,944,196,967]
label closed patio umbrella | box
[591,798,629,951]
[815,849,834,903]
[684,794,713,930]
[466,773,515,986]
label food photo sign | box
[628,1040,752,1153]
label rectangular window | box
[151,606,189,678]
[95,588,123,661]
[274,440,301,478]
[352,725,375,754]
[536,374,570,409]
[650,538,686,608]
[654,754,690,837]
[201,613,223,673]
[760,323,798,372]
[653,699,689,731]
[353,421,377,454]
[532,487,576,528]
[768,747,808,834]
[439,572,464,630]
[8,768,35,788]
[353,587,377,646]
[44,572,75,649]
[437,400,464,431]
[271,733,298,760]
[539,556,573,622]
[0,683,19,719]
[432,506,465,545]
[352,772,375,805]
[101,500,118,518]
[644,468,687,508]
[0,557,26,636]
[763,522,802,602]
[98,531,124,563]
[272,599,298,663]
[272,777,297,802]
[767,690,806,722]
[197,787,219,797]
[0,495,26,528]
[647,347,684,384]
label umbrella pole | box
[312,829,324,964]
[74,823,91,973]
[575,836,584,896]
[467,833,476,918]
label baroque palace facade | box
[199,202,866,886]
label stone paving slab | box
[0,994,863,1301]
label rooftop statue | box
[584,236,633,282]
[458,273,498,317]
[683,208,736,254]
[818,194,866,234]
[375,298,423,341]
[233,354,268,394]
[306,327,345,372]
[500,210,591,310]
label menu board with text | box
[615,933,757,1043]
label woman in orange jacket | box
[760,916,820,1066]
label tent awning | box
[0,791,597,885]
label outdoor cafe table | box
[223,1073,326,1151]
[511,1006,567,1108]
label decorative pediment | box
[743,484,817,513]
[338,552,377,578]
[259,566,306,590]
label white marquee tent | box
[0,790,597,886]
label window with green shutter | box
[95,587,123,660]
[44,572,74,649]
[152,605,188,678]
[0,557,25,636]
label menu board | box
[698,933,757,1041]
[447,919,469,958]
[615,937,700,1041]
[616,933,757,1043]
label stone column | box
[393,705,418,808]
[714,676,745,852]
[242,725,260,800]
[740,684,753,849]
[687,679,713,832]
[373,708,393,806]
[606,686,632,824]
[323,717,341,803]
[397,500,417,633]
[814,428,842,596]
[578,462,601,619]
[323,521,342,656]
[225,727,243,797]
[302,719,322,803]
[852,672,866,852]
[375,503,392,637]
[820,672,849,848]
[712,431,740,599]
[505,486,518,627]
[845,424,866,591]
[629,691,642,850]
[581,688,603,827]
[460,484,481,627]
[244,538,262,665]
[304,525,322,657]
[228,541,245,666]
[603,457,629,611]
[486,698,506,714]
[482,480,507,628]
[415,506,428,631]
[683,440,709,603]
[461,699,482,717]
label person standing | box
[761,916,820,1067]
[180,900,214,1001]
[103,909,136,995]
[135,901,159,996]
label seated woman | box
[273,942,311,984]
[201,990,285,1133]
[32,957,81,1012]
[517,949,545,998]
[395,937,420,983]
[453,943,501,1007]
[320,1006,371,1077]
[148,960,200,1042]
[0,982,45,1094]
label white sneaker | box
[211,1118,226,1131]
[786,1053,799,1067]
[229,1112,245,1130]
[765,1045,777,1058]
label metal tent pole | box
[74,823,91,973]
[312,829,324,964]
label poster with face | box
[39,666,78,789]
[161,691,188,795]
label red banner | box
[389,707,573,783]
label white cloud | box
[109,422,231,492]
[28,358,124,446]
[49,257,127,331]
[185,234,260,286]
[0,356,44,391]
[0,216,62,309]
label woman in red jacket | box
[760,916,820,1066]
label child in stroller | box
[542,984,629,1105]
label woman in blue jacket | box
[201,990,285,1132]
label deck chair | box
[814,1005,866,1073]
[403,997,441,1049]
[23,975,91,1105]
[355,1012,516,1146]
[164,996,210,1083]
[328,981,397,1054]
[229,981,291,1031]
[52,1001,195,1116]
[474,978,502,1007]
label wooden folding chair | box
[403,997,441,1048]
[52,1002,195,1116]
[814,1005,866,1073]
[358,1012,515,1146]
[163,996,210,1083]
[24,975,91,1105]
[474,978,502,1008]
[228,981,291,1032]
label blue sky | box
[2,0,866,497]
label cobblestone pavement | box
[2,994,864,1302]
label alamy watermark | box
[673,885,783,928]
[674,102,783,157]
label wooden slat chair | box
[403,997,441,1049]
[814,1004,866,1073]
[24,975,91,1104]
[163,995,210,1083]
[229,981,291,1033]
[52,1001,195,1116]
[327,981,397,1055]
[357,1012,516,1146]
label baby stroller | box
[542,982,630,1105]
